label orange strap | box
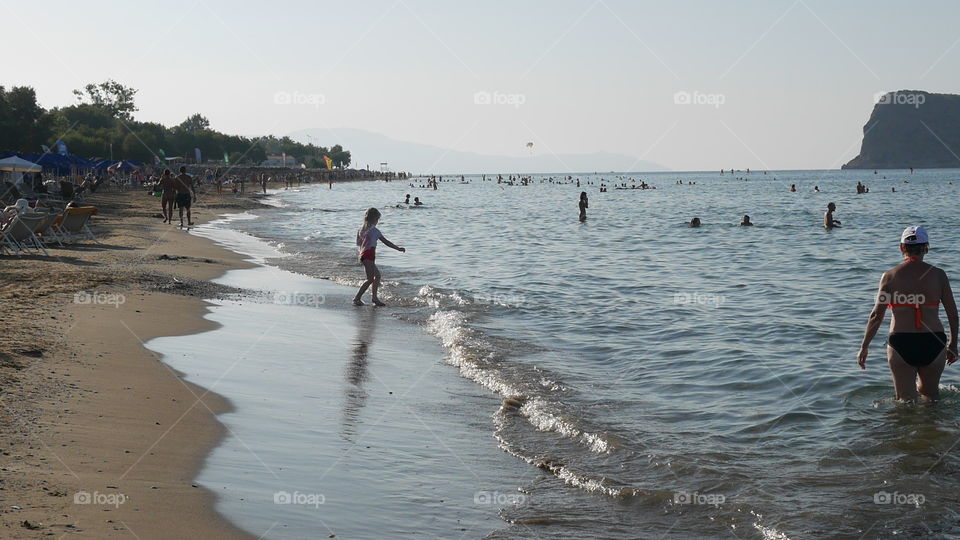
[887,302,940,329]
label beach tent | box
[23,153,72,175]
[0,156,41,172]
[108,160,143,173]
[0,156,41,186]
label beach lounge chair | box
[33,211,64,247]
[0,213,49,256]
[53,206,98,244]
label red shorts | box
[359,249,376,262]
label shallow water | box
[183,169,960,538]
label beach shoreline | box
[0,188,270,538]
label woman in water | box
[689,217,701,228]
[352,208,406,306]
[740,215,753,226]
[857,226,958,401]
[579,192,588,221]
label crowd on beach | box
[0,164,399,253]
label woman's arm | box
[858,274,889,369]
[941,270,958,364]
[379,236,406,252]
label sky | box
[4,0,960,171]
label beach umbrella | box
[0,156,42,172]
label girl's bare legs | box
[370,264,384,306]
[353,259,382,305]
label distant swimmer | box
[892,187,896,193]
[740,215,753,226]
[824,202,841,229]
[405,194,411,204]
[353,208,406,307]
[790,184,797,192]
[814,186,820,192]
[414,197,423,206]
[689,217,701,228]
[857,226,958,401]
[579,191,588,222]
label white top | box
[357,226,383,253]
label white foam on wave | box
[427,309,615,455]
[520,398,614,454]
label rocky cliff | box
[843,90,960,169]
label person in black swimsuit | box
[858,226,959,401]
[579,192,588,222]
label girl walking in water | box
[353,208,405,306]
[579,191,588,221]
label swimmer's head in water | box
[690,217,701,227]
[827,202,836,211]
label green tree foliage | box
[178,113,210,132]
[1,82,349,168]
[0,86,51,152]
[72,79,138,120]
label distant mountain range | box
[844,90,960,169]
[286,127,666,174]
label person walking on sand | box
[159,169,176,223]
[353,208,405,306]
[579,191,588,222]
[173,166,196,227]
[824,202,841,229]
[857,226,958,401]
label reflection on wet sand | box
[341,308,379,442]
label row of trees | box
[0,80,351,168]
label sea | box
[146,169,960,539]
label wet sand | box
[0,188,267,538]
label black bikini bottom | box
[888,332,947,367]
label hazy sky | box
[5,0,959,171]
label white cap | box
[901,225,928,245]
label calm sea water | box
[204,169,960,538]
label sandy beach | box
[0,188,267,538]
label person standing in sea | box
[857,226,958,401]
[579,192,588,222]
[353,208,406,306]
[824,202,841,229]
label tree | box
[72,79,138,119]
[0,86,50,152]
[178,113,210,132]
